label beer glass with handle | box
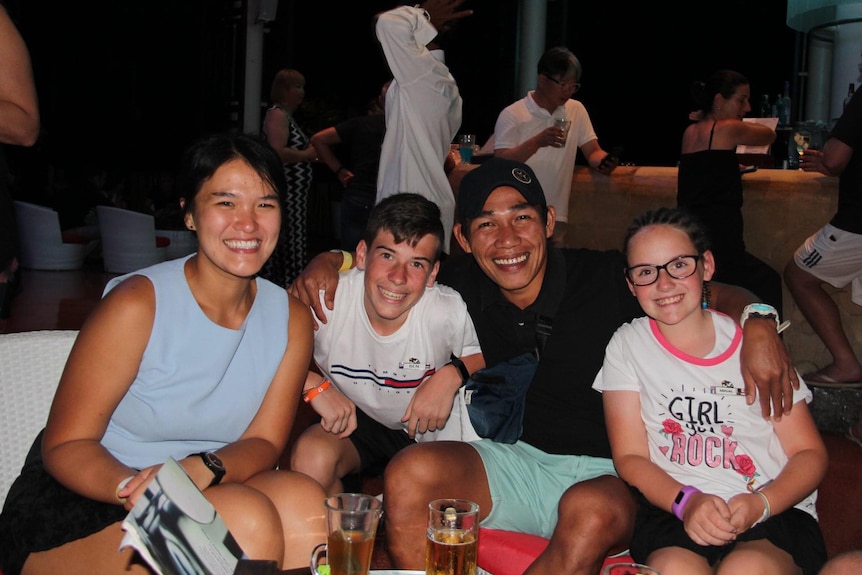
[310,493,381,575]
[426,499,479,575]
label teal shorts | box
[469,439,617,538]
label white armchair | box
[0,330,78,505]
[12,201,91,270]
[96,206,170,274]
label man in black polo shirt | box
[290,158,798,575]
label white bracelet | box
[740,303,780,330]
[754,490,771,524]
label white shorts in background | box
[793,223,862,306]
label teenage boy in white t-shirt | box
[289,192,483,495]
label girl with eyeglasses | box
[592,206,827,575]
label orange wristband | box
[303,379,331,403]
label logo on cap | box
[512,168,532,184]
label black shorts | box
[629,488,826,575]
[0,430,127,575]
[348,407,415,477]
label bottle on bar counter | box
[844,83,855,111]
[759,94,772,118]
[778,80,792,127]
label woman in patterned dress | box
[262,68,317,287]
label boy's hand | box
[402,367,462,439]
[311,388,358,439]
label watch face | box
[205,452,225,471]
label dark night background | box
[5,0,800,215]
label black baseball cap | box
[457,157,547,221]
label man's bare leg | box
[784,261,862,382]
[383,441,491,569]
[524,475,635,575]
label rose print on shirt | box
[662,419,683,437]
[734,453,760,491]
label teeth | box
[493,254,528,266]
[225,239,260,249]
[380,288,406,300]
[656,294,684,306]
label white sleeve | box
[592,328,641,393]
[375,6,439,87]
[493,105,520,150]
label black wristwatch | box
[196,452,225,487]
[448,355,471,387]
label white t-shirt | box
[494,93,597,223]
[314,268,481,442]
[375,5,462,252]
[593,311,818,519]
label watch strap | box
[196,452,225,487]
[448,356,470,387]
[740,303,780,330]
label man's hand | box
[799,149,830,176]
[287,250,344,327]
[740,319,799,420]
[421,0,473,34]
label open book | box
[120,457,245,575]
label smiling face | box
[454,186,555,309]
[356,229,440,335]
[183,158,281,279]
[625,224,715,327]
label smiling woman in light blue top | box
[0,133,326,575]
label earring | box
[701,280,711,310]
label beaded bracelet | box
[303,379,331,403]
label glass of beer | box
[310,493,382,575]
[425,498,479,575]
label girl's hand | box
[682,492,738,546]
[727,491,767,532]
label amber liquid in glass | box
[327,530,374,575]
[425,528,478,575]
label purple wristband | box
[671,485,702,520]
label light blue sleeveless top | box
[99,255,289,469]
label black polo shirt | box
[438,247,643,458]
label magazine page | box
[120,457,244,575]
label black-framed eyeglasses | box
[543,74,580,93]
[625,255,701,286]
